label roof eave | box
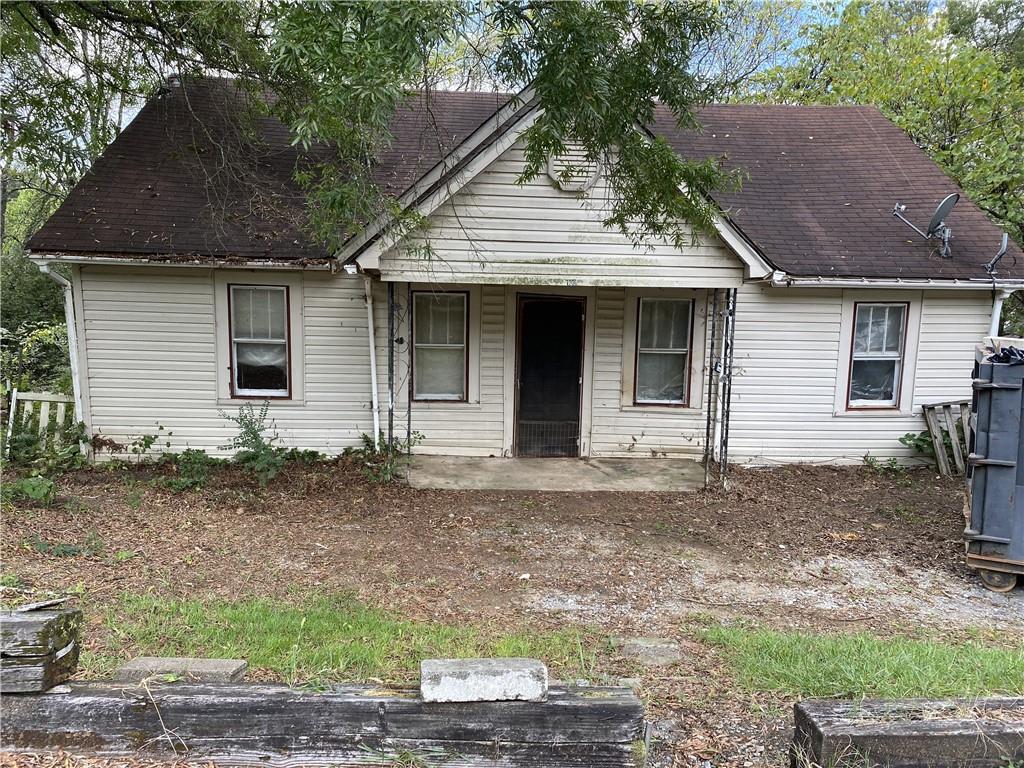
[767,272,1024,290]
[28,251,337,271]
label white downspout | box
[990,289,1012,337]
[38,265,84,426]
[364,275,382,445]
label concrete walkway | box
[405,456,703,492]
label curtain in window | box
[636,299,691,403]
[232,286,288,394]
[850,304,905,405]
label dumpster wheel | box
[978,569,1018,593]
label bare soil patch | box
[2,460,1020,767]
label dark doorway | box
[515,295,585,457]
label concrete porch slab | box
[406,456,702,492]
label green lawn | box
[702,625,1024,699]
[87,593,600,685]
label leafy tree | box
[1,2,267,352]
[755,1,1024,250]
[948,0,1024,72]
[3,0,733,258]
[2,187,62,333]
[1002,291,1024,337]
[689,0,808,101]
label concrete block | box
[114,656,247,683]
[613,636,683,667]
[420,658,548,703]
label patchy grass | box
[91,593,601,685]
[702,625,1024,699]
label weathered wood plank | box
[0,610,82,656]
[793,697,1024,768]
[15,392,74,403]
[3,388,17,457]
[0,642,78,693]
[923,407,952,476]
[0,682,645,767]
[943,405,965,474]
[37,401,50,449]
[1,610,82,693]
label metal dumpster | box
[966,337,1024,592]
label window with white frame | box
[848,302,907,408]
[229,285,290,397]
[413,292,467,400]
[635,298,692,404]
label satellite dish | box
[891,193,960,258]
[926,193,959,237]
[985,232,1010,275]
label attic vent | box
[546,144,601,193]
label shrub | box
[219,402,287,487]
[5,411,88,473]
[0,321,70,393]
[161,448,223,492]
[4,475,56,504]
[348,431,422,483]
[900,428,958,461]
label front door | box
[515,295,585,457]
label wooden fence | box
[3,389,75,457]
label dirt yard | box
[2,459,1022,767]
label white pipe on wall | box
[990,289,1013,337]
[364,276,382,445]
[38,265,84,428]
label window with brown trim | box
[847,302,907,408]
[412,292,467,401]
[635,297,692,405]
[229,284,290,398]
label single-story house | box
[27,78,1024,464]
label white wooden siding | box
[378,141,745,288]
[77,265,990,465]
[728,285,991,464]
[590,288,707,457]
[371,283,710,458]
[78,266,374,456]
[373,282,507,456]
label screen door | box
[514,295,585,457]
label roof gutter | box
[28,253,336,271]
[767,271,1024,291]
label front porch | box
[371,281,738,464]
[404,455,704,492]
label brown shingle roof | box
[659,104,1023,280]
[28,79,508,262]
[29,80,1023,279]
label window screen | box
[849,303,906,407]
[413,293,467,400]
[636,298,691,404]
[230,285,289,396]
